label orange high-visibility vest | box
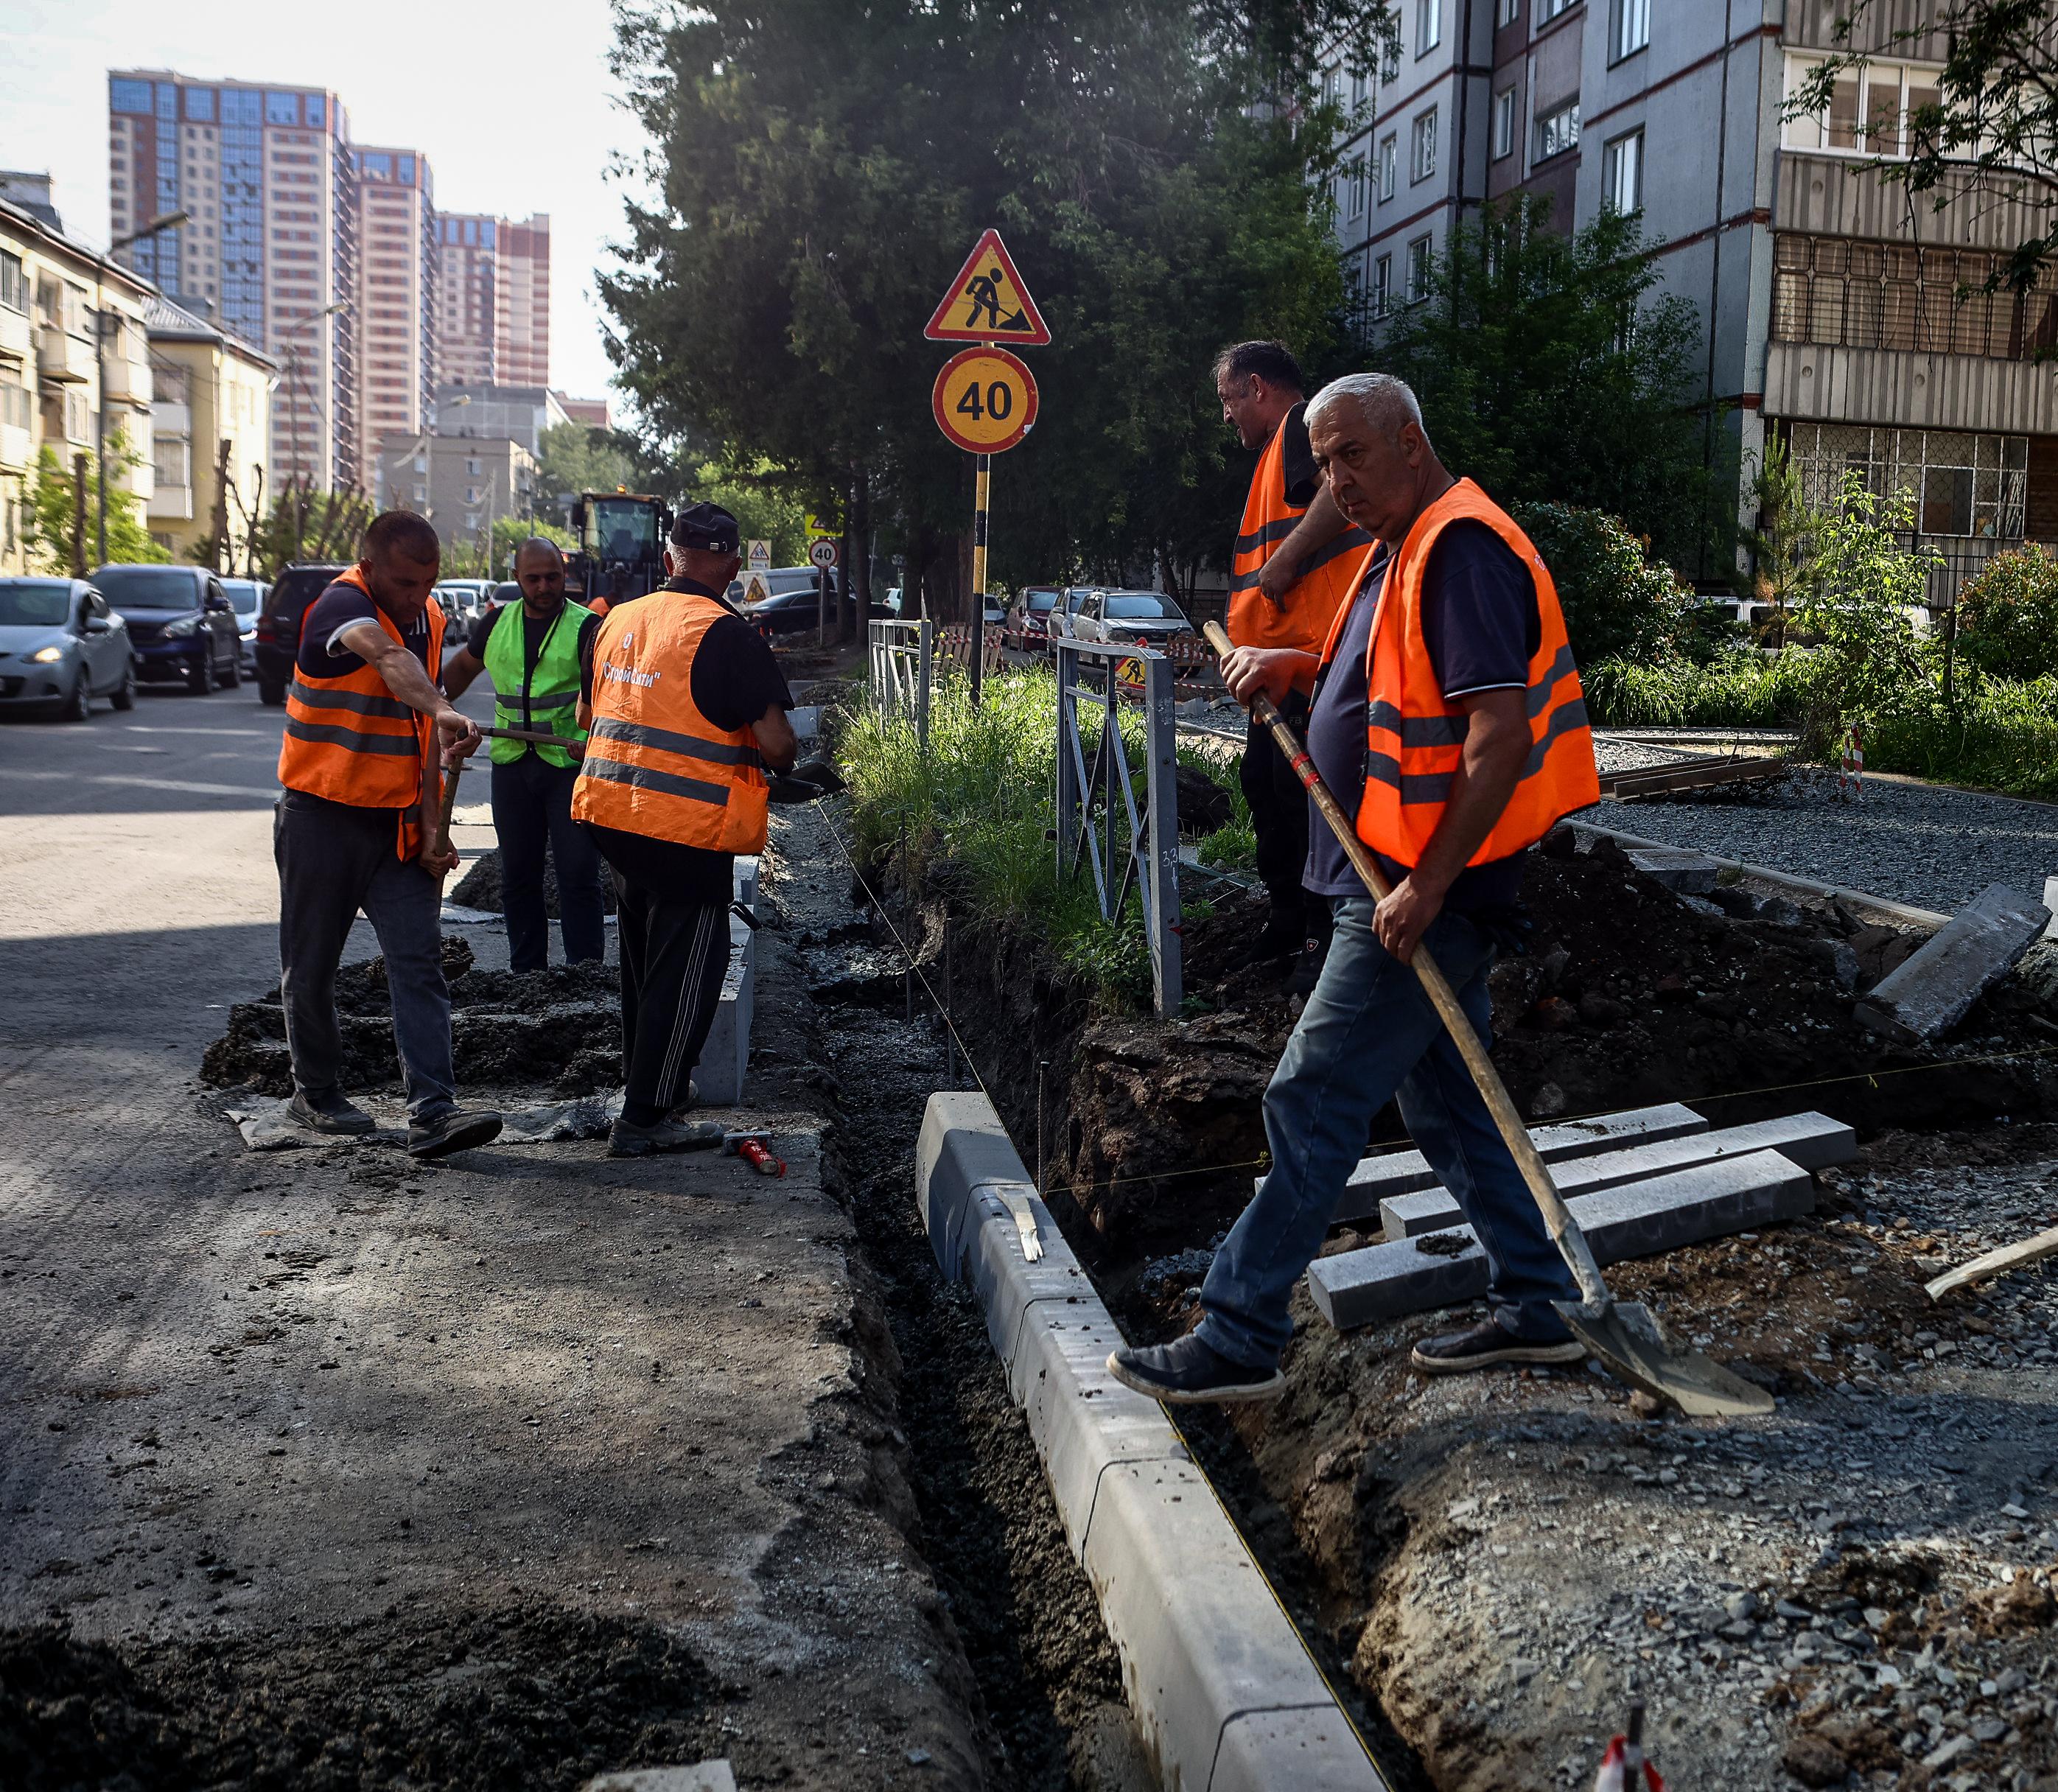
[1228,404,1376,653]
[1319,477,1599,869]
[571,591,769,854]
[277,566,444,860]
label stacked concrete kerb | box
[915,1092,1390,1792]
[696,856,758,1105]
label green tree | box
[1954,543,2058,681]
[1369,197,1718,573]
[245,484,375,578]
[24,436,167,572]
[534,421,637,518]
[1793,473,1936,714]
[603,0,1386,616]
[1739,432,1824,643]
[1509,501,1710,666]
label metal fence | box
[868,617,934,749]
[1053,636,1183,1016]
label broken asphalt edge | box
[915,1091,1393,1792]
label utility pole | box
[71,452,88,575]
[210,437,232,572]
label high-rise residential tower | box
[435,211,550,388]
[351,146,437,492]
[108,70,359,491]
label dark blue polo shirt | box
[1303,520,1540,910]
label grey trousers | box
[275,792,457,1120]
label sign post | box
[925,229,1049,705]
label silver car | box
[0,576,135,720]
[221,576,267,676]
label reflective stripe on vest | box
[277,568,446,861]
[1227,402,1379,654]
[570,592,770,855]
[1329,479,1600,869]
[482,597,593,768]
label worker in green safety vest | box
[441,537,607,971]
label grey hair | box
[1306,373,1427,445]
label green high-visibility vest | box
[482,598,592,769]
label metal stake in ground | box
[1200,621,1771,1420]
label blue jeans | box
[1196,896,1578,1368]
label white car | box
[220,577,267,676]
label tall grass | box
[1863,677,2058,799]
[1584,648,1821,729]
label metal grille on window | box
[1771,234,2058,362]
[1787,422,2027,540]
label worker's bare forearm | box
[1407,701,1530,899]
[1275,484,1350,569]
[753,704,798,774]
[335,621,455,718]
[439,650,483,701]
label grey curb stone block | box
[1311,1148,1816,1330]
[1375,1112,1854,1239]
[917,1094,1387,1791]
[691,908,756,1105]
[1625,845,1721,892]
[1332,1102,1707,1211]
[1856,881,2048,1043]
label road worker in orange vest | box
[1110,373,1601,1404]
[274,510,503,1160]
[572,503,798,1157]
[1216,340,1376,984]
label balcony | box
[153,399,192,438]
[0,307,28,367]
[151,483,194,522]
[0,422,29,471]
[102,355,153,407]
[35,327,92,385]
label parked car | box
[253,563,349,705]
[433,579,496,620]
[1009,586,1065,648]
[221,577,267,676]
[91,564,242,694]
[744,570,843,635]
[1063,588,1194,649]
[0,576,135,720]
[490,581,521,609]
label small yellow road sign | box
[931,346,1039,454]
[742,573,771,606]
[924,229,1051,346]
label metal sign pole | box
[970,448,990,707]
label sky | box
[0,0,654,405]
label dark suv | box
[91,564,243,694]
[253,563,347,706]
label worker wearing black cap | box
[573,502,799,1155]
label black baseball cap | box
[670,502,741,553]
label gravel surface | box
[1591,778,2058,914]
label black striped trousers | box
[612,874,729,1124]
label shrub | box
[1512,500,1712,668]
[1954,545,2058,682]
[1583,646,1821,729]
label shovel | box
[1202,621,1771,1419]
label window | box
[110,77,153,114]
[1611,0,1649,60]
[265,91,301,126]
[153,437,189,488]
[307,95,326,129]
[1378,133,1398,200]
[1603,129,1643,211]
[1538,0,1578,19]
[1769,231,2058,363]
[1416,0,1442,53]
[360,151,391,179]
[398,155,416,184]
[1406,234,1432,302]
[1497,0,1520,22]
[465,457,481,476]
[1536,100,1581,161]
[0,252,23,313]
[1411,109,1438,181]
[1,378,30,429]
[1373,253,1393,318]
[1786,422,2026,539]
[63,388,90,441]
[1493,88,1517,159]
[1782,54,1941,159]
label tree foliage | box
[24,437,167,572]
[1370,198,1719,573]
[1955,542,2058,680]
[603,0,1387,610]
[1509,500,1709,667]
[534,421,637,518]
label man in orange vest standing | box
[1215,340,1375,981]
[275,510,503,1159]
[573,503,797,1156]
[1110,374,1601,1403]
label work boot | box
[407,1107,503,1160]
[1105,1333,1284,1404]
[1242,905,1305,966]
[287,1090,377,1136]
[607,1116,724,1158]
[1410,1318,1585,1376]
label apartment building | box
[1336,0,2058,596]
[373,430,538,564]
[0,192,155,575]
[351,146,437,493]
[143,294,274,565]
[108,71,357,494]
[434,382,570,456]
[555,392,610,432]
[435,211,550,388]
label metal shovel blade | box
[1557,1298,1774,1418]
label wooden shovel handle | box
[1200,621,1609,1311]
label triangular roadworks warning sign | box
[923,228,1051,345]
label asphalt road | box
[0,678,984,1787]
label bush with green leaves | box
[1953,545,2058,682]
[1512,500,1709,668]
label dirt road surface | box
[0,686,990,1788]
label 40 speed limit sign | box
[931,345,1039,454]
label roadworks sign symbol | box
[924,228,1051,345]
[742,573,771,606]
[746,539,771,573]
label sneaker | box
[287,1090,376,1136]
[1284,932,1330,997]
[407,1108,503,1160]
[1410,1319,1586,1376]
[607,1116,724,1158]
[1105,1332,1285,1404]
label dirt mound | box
[450,845,619,917]
[1053,830,2058,1253]
[200,939,623,1098]
[0,1599,712,1791]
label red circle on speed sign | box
[931,346,1039,454]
